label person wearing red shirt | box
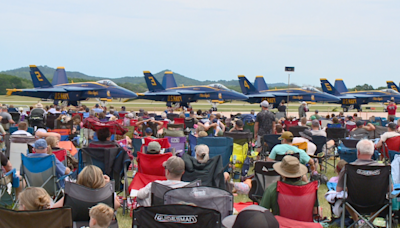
[387,100,397,120]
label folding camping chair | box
[289,126,309,137]
[311,135,327,171]
[197,136,233,172]
[261,134,281,159]
[340,164,394,228]
[52,149,68,167]
[21,153,67,200]
[181,153,225,190]
[164,136,186,157]
[140,137,172,153]
[10,113,20,124]
[338,139,359,163]
[381,136,400,161]
[164,124,185,137]
[223,131,253,173]
[173,118,185,126]
[48,129,71,141]
[150,180,201,206]
[45,113,59,130]
[325,127,347,168]
[188,133,197,156]
[167,113,179,121]
[132,204,221,228]
[9,135,35,170]
[277,180,319,222]
[164,186,233,219]
[184,118,195,129]
[63,181,117,228]
[248,161,280,204]
[0,207,73,228]
[0,168,17,208]
[55,119,73,131]
[284,120,299,131]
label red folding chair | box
[128,152,172,192]
[283,120,299,131]
[346,124,357,132]
[52,149,68,167]
[381,135,400,159]
[130,119,137,126]
[116,119,123,125]
[277,181,319,222]
[119,113,127,119]
[173,118,185,126]
[71,113,83,119]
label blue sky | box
[1,0,399,87]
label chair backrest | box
[327,123,342,128]
[277,181,318,222]
[197,137,233,171]
[55,119,73,131]
[21,154,58,196]
[118,113,126,119]
[10,112,20,124]
[188,133,198,156]
[251,161,280,201]
[173,118,185,126]
[52,149,67,166]
[133,205,221,228]
[167,113,180,121]
[283,120,299,131]
[141,138,171,153]
[9,141,29,169]
[275,152,301,162]
[184,118,195,129]
[151,180,201,206]
[223,131,252,144]
[292,141,307,151]
[137,152,172,176]
[345,164,390,213]
[311,135,327,154]
[164,186,233,219]
[262,134,281,152]
[320,120,332,128]
[341,139,359,149]
[326,127,346,140]
[63,181,114,222]
[289,126,308,137]
[0,207,73,228]
[345,124,357,132]
[165,136,186,156]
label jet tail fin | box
[52,67,68,85]
[254,76,269,91]
[320,78,341,96]
[162,71,177,89]
[29,65,53,88]
[387,81,400,92]
[143,71,165,92]
[334,79,348,93]
[238,75,259,95]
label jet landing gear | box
[343,106,362,112]
[206,101,219,111]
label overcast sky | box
[1,0,399,87]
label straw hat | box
[273,156,308,178]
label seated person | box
[137,156,187,206]
[327,117,341,128]
[1,151,23,197]
[275,124,284,135]
[310,120,326,137]
[89,203,114,228]
[310,110,321,120]
[186,110,198,124]
[18,187,51,210]
[229,119,249,133]
[349,121,375,140]
[292,129,316,156]
[345,116,356,126]
[46,136,78,171]
[375,122,400,148]
[98,112,108,122]
[298,117,309,128]
[52,165,120,210]
[146,141,161,154]
[195,144,210,164]
[143,127,157,139]
[329,159,347,183]
[89,128,119,148]
[12,122,32,136]
[260,156,318,215]
[267,131,316,180]
[35,128,61,140]
[222,205,279,228]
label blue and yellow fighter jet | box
[6,65,138,106]
[127,71,248,110]
[320,79,400,112]
[387,81,400,93]
[238,75,340,108]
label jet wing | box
[62,87,105,92]
[245,93,275,98]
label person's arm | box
[376,139,383,149]
[52,197,64,208]
[272,121,276,134]
[137,182,152,200]
[267,149,276,161]
[64,167,71,175]
[114,194,121,210]
[35,131,61,140]
[364,123,376,131]
[219,122,225,132]
[308,157,316,172]
[254,122,259,139]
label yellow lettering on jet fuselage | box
[55,93,69,100]
[324,83,332,91]
[87,91,99,96]
[35,71,43,81]
[148,77,157,86]
[343,99,357,105]
[199,94,210,98]
[372,97,383,101]
[167,95,182,102]
[292,96,303,100]
[262,98,276,103]
[244,81,250,89]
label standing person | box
[298,101,308,118]
[277,100,286,117]
[387,100,397,120]
[254,101,276,152]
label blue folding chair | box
[188,134,197,157]
[9,127,34,135]
[197,136,233,171]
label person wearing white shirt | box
[11,122,33,136]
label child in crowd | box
[329,159,347,183]
[19,187,51,210]
[89,203,114,228]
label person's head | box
[332,117,339,124]
[222,205,279,228]
[209,114,215,121]
[275,124,283,134]
[2,106,7,112]
[72,114,81,125]
[195,145,210,164]
[97,128,111,142]
[331,113,336,118]
[109,116,117,121]
[339,111,344,116]
[46,136,59,149]
[89,203,114,228]
[35,103,43,109]
[189,110,195,116]
[95,104,99,108]
[315,110,318,114]
[260,100,269,110]
[388,122,397,132]
[196,109,202,116]
[50,104,54,108]
[235,119,244,130]
[390,116,395,123]
[18,122,28,131]
[161,112,167,119]
[56,106,61,111]
[301,101,307,106]
[311,120,320,129]
[356,120,364,128]
[336,160,347,174]
[281,100,285,105]
[143,111,148,116]
[326,114,330,119]
[273,155,307,180]
[198,131,208,137]
[278,131,294,144]
[145,127,153,136]
[19,107,24,112]
[179,113,185,119]
[147,141,161,154]
[19,187,51,210]
[77,165,106,189]
[300,117,307,125]
[356,139,374,158]
[85,107,90,112]
[34,139,48,154]
[121,106,126,111]
[353,113,358,117]
[250,110,255,115]
[163,156,185,180]
[98,112,105,119]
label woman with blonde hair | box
[19,187,51,210]
[52,165,120,210]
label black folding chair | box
[248,161,280,204]
[341,164,395,228]
[150,180,201,206]
[311,135,327,171]
[289,126,309,137]
[261,134,281,159]
[167,113,179,121]
[325,128,347,169]
[184,118,195,129]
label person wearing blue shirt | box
[92,104,104,113]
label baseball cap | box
[18,107,24,111]
[260,100,269,107]
[147,141,161,154]
[315,110,319,113]
[127,113,134,118]
[388,122,397,130]
[222,205,279,228]
[278,131,294,140]
[95,104,99,107]
[356,120,364,127]
[163,156,185,175]
[299,129,313,141]
[235,119,244,128]
[121,106,126,110]
[34,139,48,150]
[145,127,153,134]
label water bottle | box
[233,155,237,164]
